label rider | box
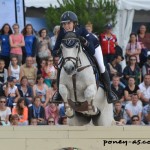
[52,11,118,104]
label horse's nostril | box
[71,66,75,71]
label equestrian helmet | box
[60,11,78,23]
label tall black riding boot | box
[51,68,63,103]
[101,70,119,104]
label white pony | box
[59,32,114,126]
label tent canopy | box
[117,0,150,10]
[25,0,62,8]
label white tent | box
[113,0,150,68]
[25,0,62,8]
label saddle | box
[83,50,104,89]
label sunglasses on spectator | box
[0,101,6,103]
[132,119,139,121]
[130,59,136,61]
[48,120,54,123]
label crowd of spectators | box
[0,22,150,126]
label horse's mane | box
[63,31,77,39]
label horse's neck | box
[79,50,90,66]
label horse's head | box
[61,32,81,75]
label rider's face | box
[62,21,74,32]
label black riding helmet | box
[60,11,78,24]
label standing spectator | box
[9,23,25,65]
[142,55,150,77]
[123,56,141,86]
[20,56,37,87]
[4,76,20,108]
[0,23,12,68]
[99,23,118,64]
[28,96,45,125]
[124,94,143,124]
[139,74,150,106]
[137,24,150,51]
[0,96,11,125]
[22,24,37,64]
[137,25,150,67]
[36,28,51,69]
[33,74,49,107]
[8,56,21,84]
[12,97,28,126]
[126,33,141,63]
[50,25,60,50]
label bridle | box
[61,37,82,70]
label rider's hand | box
[79,36,88,46]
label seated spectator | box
[131,115,144,125]
[139,74,150,106]
[10,114,20,126]
[30,118,38,126]
[53,56,60,68]
[142,100,150,125]
[107,55,123,81]
[4,76,20,108]
[123,56,141,86]
[47,116,55,126]
[142,55,150,77]
[124,94,143,124]
[45,102,59,124]
[126,33,141,64]
[113,101,125,125]
[0,59,8,96]
[49,79,57,101]
[111,76,124,102]
[8,56,21,84]
[58,116,68,125]
[28,96,46,125]
[12,97,28,126]
[0,96,11,125]
[17,76,33,107]
[20,56,37,87]
[33,74,49,107]
[124,76,142,106]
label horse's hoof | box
[82,107,100,116]
[65,108,74,118]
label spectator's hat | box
[7,76,16,82]
[105,23,113,29]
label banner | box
[0,0,16,28]
[0,0,25,31]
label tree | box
[45,0,117,34]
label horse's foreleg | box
[84,84,99,115]
[59,84,74,117]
